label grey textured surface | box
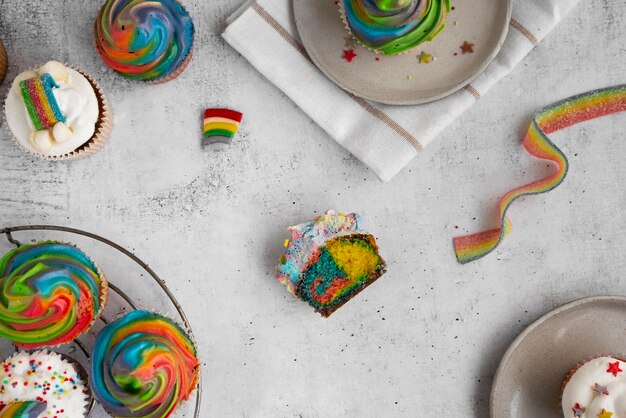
[0,0,625,417]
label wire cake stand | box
[0,225,202,418]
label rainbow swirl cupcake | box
[340,0,451,55]
[90,310,199,418]
[95,0,195,83]
[0,241,108,349]
[276,211,387,317]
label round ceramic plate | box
[490,296,626,418]
[293,0,512,105]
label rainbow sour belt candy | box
[19,74,66,131]
[342,0,450,55]
[454,85,626,264]
[277,211,387,317]
[0,401,47,418]
[95,0,194,82]
[0,241,108,348]
[90,310,199,418]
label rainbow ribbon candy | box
[19,74,65,131]
[454,85,626,264]
[0,401,47,418]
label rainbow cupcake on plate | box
[339,0,451,55]
[276,210,387,317]
[0,241,108,349]
[95,0,195,83]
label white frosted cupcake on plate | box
[561,356,626,417]
[4,61,112,160]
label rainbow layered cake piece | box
[276,211,386,317]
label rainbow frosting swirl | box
[277,211,387,317]
[0,242,107,349]
[342,0,450,55]
[95,0,194,82]
[90,310,199,418]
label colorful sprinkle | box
[607,361,623,376]
[342,49,358,63]
[418,51,433,64]
[460,41,474,54]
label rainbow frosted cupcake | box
[276,210,387,317]
[0,241,108,349]
[561,356,626,417]
[95,0,195,83]
[4,61,112,160]
[0,351,91,418]
[340,0,451,55]
[0,40,7,86]
[90,310,199,417]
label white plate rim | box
[489,295,626,418]
[293,0,513,105]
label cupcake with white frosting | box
[0,351,91,418]
[4,61,112,160]
[561,356,626,417]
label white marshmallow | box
[52,122,73,143]
[31,130,54,152]
[38,61,69,84]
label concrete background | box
[0,0,625,416]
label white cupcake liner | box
[147,49,194,84]
[3,63,113,161]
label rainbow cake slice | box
[276,210,386,317]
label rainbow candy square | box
[202,108,243,147]
[19,74,66,131]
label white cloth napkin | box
[223,0,580,182]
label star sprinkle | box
[607,361,623,376]
[342,49,357,63]
[461,41,475,54]
[592,382,609,396]
[597,409,613,418]
[418,51,433,64]
[572,404,585,417]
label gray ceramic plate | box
[491,296,626,418]
[293,0,512,105]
